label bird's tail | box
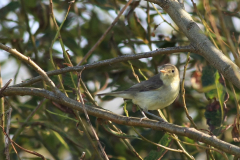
[97,91,133,99]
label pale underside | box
[102,80,180,112]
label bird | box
[97,64,180,121]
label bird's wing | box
[125,73,164,92]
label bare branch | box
[0,79,12,95]
[146,0,240,90]
[4,108,12,160]
[6,45,193,87]
[0,125,46,160]
[2,87,240,156]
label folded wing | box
[125,73,163,92]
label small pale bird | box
[98,64,180,121]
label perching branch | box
[2,87,240,156]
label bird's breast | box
[132,81,180,111]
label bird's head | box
[159,64,179,83]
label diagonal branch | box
[146,0,240,90]
[2,87,240,156]
[0,79,12,95]
[0,43,59,94]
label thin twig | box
[206,149,215,160]
[48,0,75,96]
[147,2,152,51]
[132,126,184,153]
[0,66,5,160]
[94,73,109,95]
[204,0,227,56]
[157,109,195,160]
[181,53,198,128]
[80,80,143,159]
[1,125,46,160]
[77,69,108,160]
[12,140,46,159]
[80,79,98,106]
[215,1,240,67]
[12,99,46,141]
[74,83,103,157]
[230,84,240,133]
[123,102,184,154]
[102,123,141,139]
[19,0,38,61]
[151,3,179,33]
[128,61,140,83]
[13,63,21,85]
[74,109,103,158]
[77,0,133,66]
[190,0,219,49]
[0,79,12,95]
[171,137,228,160]
[107,121,143,159]
[2,124,21,160]
[49,0,73,64]
[48,2,101,156]
[4,108,12,160]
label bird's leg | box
[137,107,148,122]
[140,110,148,122]
[144,111,166,122]
[138,107,165,122]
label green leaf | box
[52,131,69,150]
[202,66,217,99]
[144,133,171,160]
[46,109,78,122]
[127,12,149,44]
[0,1,20,19]
[202,65,229,135]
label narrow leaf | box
[144,134,172,160]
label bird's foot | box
[144,111,166,122]
[140,116,148,122]
[139,110,149,122]
[157,119,166,124]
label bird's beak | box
[160,70,167,73]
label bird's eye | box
[172,70,175,73]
